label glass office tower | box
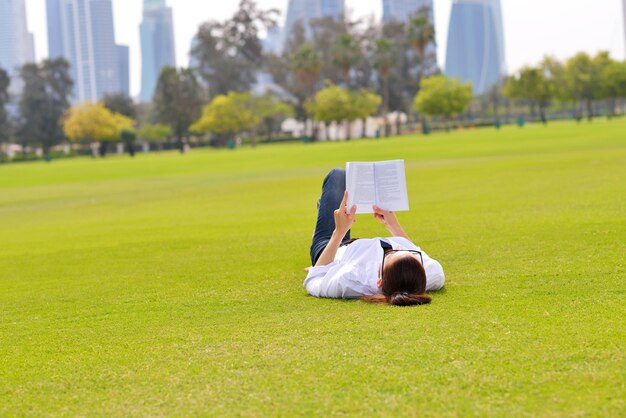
[139,0,176,102]
[0,0,35,95]
[382,0,434,23]
[282,0,345,50]
[46,0,129,101]
[445,0,506,95]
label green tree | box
[62,102,134,157]
[0,68,10,154]
[310,85,351,140]
[17,59,73,159]
[254,94,294,141]
[138,123,172,150]
[348,89,382,138]
[564,52,609,121]
[190,91,259,146]
[120,128,137,157]
[103,93,136,119]
[191,0,278,99]
[414,75,473,129]
[600,60,626,117]
[503,66,554,124]
[373,38,396,136]
[153,67,203,153]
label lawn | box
[1,119,625,416]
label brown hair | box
[361,251,432,307]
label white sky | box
[25,0,626,98]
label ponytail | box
[361,292,431,306]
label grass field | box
[1,119,625,416]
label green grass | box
[1,119,625,416]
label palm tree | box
[291,43,322,139]
[406,12,436,79]
[373,38,395,136]
[331,33,360,87]
[406,10,436,132]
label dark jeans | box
[310,168,351,265]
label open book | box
[346,160,409,214]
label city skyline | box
[445,0,506,94]
[46,0,129,102]
[14,0,626,99]
[0,0,35,95]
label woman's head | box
[363,250,431,306]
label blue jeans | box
[310,168,351,265]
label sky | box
[25,0,626,98]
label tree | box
[120,128,137,157]
[103,93,136,119]
[0,68,10,154]
[373,38,396,136]
[331,33,361,86]
[406,9,436,79]
[138,123,172,150]
[600,60,626,117]
[348,89,382,138]
[309,85,351,140]
[62,102,133,157]
[17,59,73,159]
[153,67,203,153]
[503,66,554,124]
[564,52,609,121]
[191,0,278,98]
[414,75,473,129]
[190,91,259,146]
[254,94,294,141]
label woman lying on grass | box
[304,169,445,306]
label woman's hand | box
[373,205,409,239]
[334,191,357,236]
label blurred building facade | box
[139,0,176,102]
[382,0,434,23]
[281,0,345,51]
[0,0,35,95]
[445,0,506,95]
[46,0,129,102]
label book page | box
[346,162,376,214]
[373,160,409,212]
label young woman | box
[304,168,445,306]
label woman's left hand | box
[334,191,357,235]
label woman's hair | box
[362,251,431,307]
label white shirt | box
[303,237,445,299]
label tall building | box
[382,0,434,23]
[0,0,35,94]
[139,0,176,102]
[445,0,506,95]
[282,0,345,50]
[46,0,129,102]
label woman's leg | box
[310,168,350,265]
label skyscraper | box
[382,0,434,23]
[282,0,345,50]
[139,0,176,102]
[0,0,35,94]
[445,0,506,95]
[46,0,129,102]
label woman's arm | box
[315,191,357,267]
[373,206,410,240]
